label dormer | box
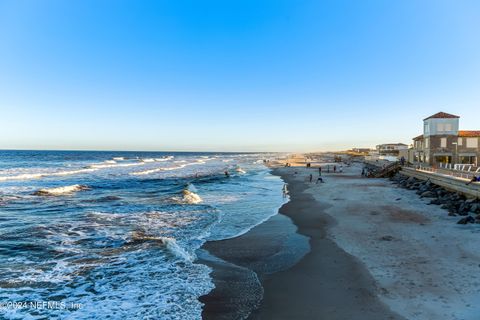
[423,112,459,137]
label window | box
[424,123,429,134]
[458,138,463,146]
[445,123,452,131]
[440,138,447,148]
[466,138,478,148]
[437,123,444,132]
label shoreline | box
[199,167,402,319]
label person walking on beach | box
[333,165,337,173]
[282,183,289,197]
[318,167,322,176]
[309,174,313,183]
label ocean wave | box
[131,163,199,176]
[112,157,125,161]
[33,184,90,196]
[0,169,90,181]
[0,195,22,205]
[155,156,174,162]
[181,190,203,204]
[235,167,246,174]
[88,162,144,169]
[130,232,194,262]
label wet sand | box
[199,167,403,319]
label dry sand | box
[200,163,480,319]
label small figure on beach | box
[318,167,322,176]
[316,176,324,184]
[309,174,313,183]
[327,165,330,173]
[361,168,365,176]
[400,156,406,166]
[225,171,230,178]
[333,165,337,173]
[282,183,289,197]
[466,176,479,185]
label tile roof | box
[423,112,460,120]
[459,130,480,137]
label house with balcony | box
[412,112,480,166]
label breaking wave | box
[181,190,203,204]
[236,167,246,174]
[130,232,194,262]
[33,184,90,196]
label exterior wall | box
[457,137,480,166]
[412,136,479,166]
[429,135,458,166]
[423,118,459,137]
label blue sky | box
[0,0,479,152]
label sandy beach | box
[200,163,480,319]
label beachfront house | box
[412,112,480,167]
[376,143,408,156]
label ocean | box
[0,150,285,319]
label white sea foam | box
[155,156,174,162]
[162,237,194,262]
[0,172,43,181]
[181,190,203,204]
[130,232,194,262]
[113,157,125,161]
[34,184,90,196]
[235,167,246,174]
[0,160,147,181]
[131,161,205,176]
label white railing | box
[416,164,478,180]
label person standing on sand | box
[309,174,313,183]
[318,167,322,176]
[333,165,337,173]
[282,183,289,197]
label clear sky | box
[0,0,479,152]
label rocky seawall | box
[391,173,480,224]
